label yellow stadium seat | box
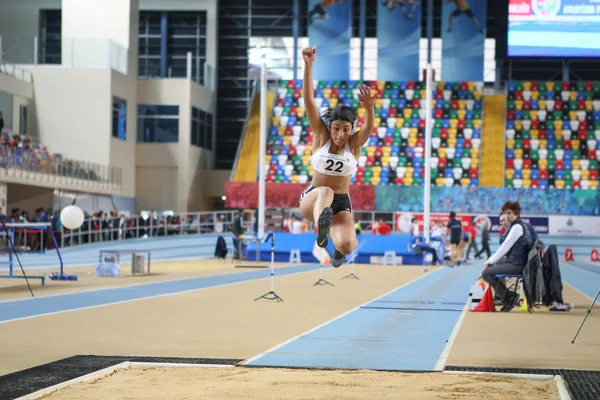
[375,98,383,109]
[383,147,391,156]
[506,169,514,179]
[302,157,310,166]
[372,166,381,175]
[515,100,523,110]
[546,81,555,91]
[474,91,482,101]
[438,148,447,158]
[305,144,312,153]
[408,138,417,147]
[461,178,470,186]
[374,117,381,127]
[569,111,578,120]
[358,107,366,118]
[471,158,479,167]
[515,149,523,159]
[539,139,547,149]
[531,91,539,100]
[515,120,523,130]
[570,91,577,101]
[586,100,593,111]
[278,126,286,135]
[436,177,445,186]
[265,155,271,164]
[530,111,538,121]
[539,159,548,169]
[371,176,380,185]
[409,127,418,136]
[474,120,482,129]
[404,177,414,186]
[283,136,291,145]
[296,107,306,118]
[381,156,390,167]
[272,116,280,125]
[291,175,299,183]
[468,82,475,91]
[308,165,314,175]
[531,129,539,139]
[523,82,531,91]
[450,119,458,129]
[522,179,531,188]
[421,90,427,99]
[554,120,563,130]
[377,81,385,90]
[458,100,467,110]
[403,109,412,119]
[458,109,466,119]
[329,98,338,108]
[572,139,580,149]
[523,169,531,179]
[323,88,332,99]
[555,179,564,189]
[437,82,445,90]
[448,138,457,147]
[539,100,546,110]
[405,167,414,176]
[448,128,457,138]
[554,130,562,140]
[591,180,599,190]
[582,170,590,180]
[573,159,581,170]
[506,139,515,149]
[367,146,376,156]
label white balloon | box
[60,205,84,230]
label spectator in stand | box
[410,218,420,236]
[214,215,225,233]
[354,220,362,235]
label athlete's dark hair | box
[321,105,357,128]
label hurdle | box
[0,222,71,286]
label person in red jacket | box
[375,219,392,235]
[498,213,509,237]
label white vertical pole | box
[33,36,39,65]
[423,63,433,243]
[0,36,3,64]
[186,51,192,80]
[258,62,267,239]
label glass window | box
[191,107,213,149]
[137,104,179,143]
[112,97,127,140]
[137,118,179,143]
[39,10,62,64]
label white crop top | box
[310,139,358,177]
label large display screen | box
[508,0,600,57]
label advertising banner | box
[377,0,422,80]
[549,216,600,236]
[395,212,473,233]
[307,0,352,80]
[480,215,549,234]
[441,0,487,81]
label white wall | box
[0,92,13,130]
[0,74,33,99]
[22,66,111,165]
[135,143,179,211]
[138,0,218,69]
[12,96,32,135]
[7,183,54,215]
[0,0,61,64]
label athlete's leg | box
[329,211,358,267]
[465,9,484,33]
[299,186,334,247]
[447,8,461,32]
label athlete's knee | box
[337,238,357,255]
[317,186,334,199]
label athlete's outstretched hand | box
[357,84,375,108]
[302,46,317,66]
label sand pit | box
[42,366,560,400]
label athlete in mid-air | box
[308,0,348,23]
[382,0,420,19]
[446,0,484,34]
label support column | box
[359,0,366,81]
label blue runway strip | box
[245,264,480,371]
[0,264,319,323]
[562,262,600,301]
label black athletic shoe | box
[332,249,345,268]
[316,207,333,248]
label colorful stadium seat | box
[268,80,484,186]
[505,81,600,189]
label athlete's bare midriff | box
[311,171,351,194]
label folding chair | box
[491,273,523,311]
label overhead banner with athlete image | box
[441,0,487,81]
[377,0,422,81]
[307,0,352,80]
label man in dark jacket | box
[478,201,532,312]
[232,210,245,260]
[474,221,491,259]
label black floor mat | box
[446,365,600,400]
[0,355,243,400]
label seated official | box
[409,237,439,265]
[477,201,532,312]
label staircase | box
[479,94,506,187]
